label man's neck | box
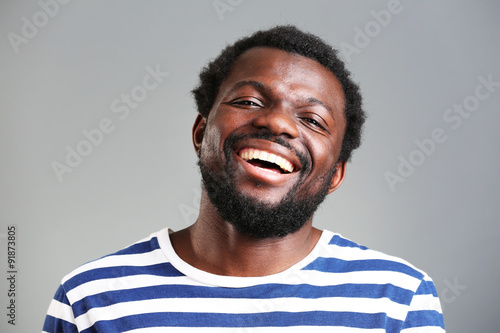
[169,191,322,277]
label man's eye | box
[303,118,325,130]
[233,100,260,107]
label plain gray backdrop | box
[1,0,499,332]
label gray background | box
[1,0,499,332]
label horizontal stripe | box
[415,279,438,296]
[75,296,411,331]
[53,285,71,306]
[67,274,199,303]
[402,326,446,333]
[317,240,423,270]
[43,314,78,333]
[66,269,420,305]
[106,237,160,257]
[329,234,368,250]
[409,294,443,313]
[300,270,420,290]
[46,299,75,324]
[303,257,423,279]
[62,249,168,284]
[72,283,413,317]
[83,311,402,332]
[64,262,184,291]
[124,326,389,333]
[402,310,445,329]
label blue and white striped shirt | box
[43,228,445,332]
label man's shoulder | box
[312,230,433,287]
[59,228,175,296]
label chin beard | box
[198,133,336,239]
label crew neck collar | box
[157,228,334,288]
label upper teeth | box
[239,148,294,173]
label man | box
[43,26,445,332]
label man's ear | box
[328,161,346,194]
[192,114,206,156]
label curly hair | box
[192,25,365,162]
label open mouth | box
[238,148,295,174]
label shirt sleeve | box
[400,277,445,332]
[42,285,79,333]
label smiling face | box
[194,47,347,238]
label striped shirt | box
[43,228,445,332]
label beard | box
[198,132,336,239]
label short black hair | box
[192,25,365,162]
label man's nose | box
[251,106,299,139]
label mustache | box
[223,132,310,171]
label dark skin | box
[170,47,347,277]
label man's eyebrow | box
[228,80,272,95]
[304,97,335,119]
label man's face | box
[194,47,347,238]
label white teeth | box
[258,151,269,161]
[240,149,249,160]
[238,148,294,173]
